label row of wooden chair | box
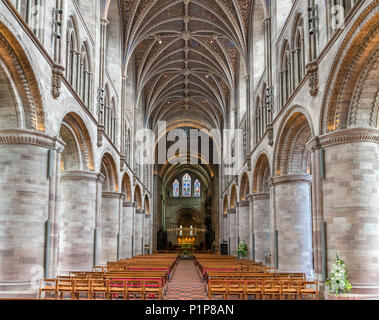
[208,279,318,300]
[39,278,163,300]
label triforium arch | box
[321,4,379,133]
[0,19,45,131]
[272,106,314,274]
[59,112,95,171]
[252,152,271,263]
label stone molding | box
[101,191,124,199]
[271,175,312,186]
[123,201,134,208]
[251,193,270,200]
[237,200,249,208]
[0,129,65,151]
[136,209,145,214]
[145,214,151,218]
[227,208,236,214]
[319,128,379,148]
[60,170,102,182]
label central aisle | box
[164,258,208,300]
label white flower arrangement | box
[237,241,248,257]
[325,254,352,295]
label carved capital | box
[271,175,312,186]
[0,129,65,151]
[319,128,379,148]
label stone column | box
[0,129,61,297]
[247,195,254,260]
[228,208,237,256]
[99,192,123,265]
[272,175,313,274]
[144,214,151,254]
[320,129,379,295]
[223,214,229,246]
[134,208,145,256]
[252,193,270,263]
[121,201,134,258]
[237,201,250,244]
[58,171,102,273]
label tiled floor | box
[164,259,208,300]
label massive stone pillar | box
[0,129,61,297]
[237,201,250,245]
[134,208,145,256]
[228,208,237,256]
[58,171,102,273]
[252,193,270,263]
[321,130,379,295]
[272,175,313,274]
[99,192,122,265]
[121,202,134,258]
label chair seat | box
[301,289,316,293]
[42,287,56,291]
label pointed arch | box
[230,184,237,209]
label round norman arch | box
[100,152,119,192]
[0,19,45,131]
[134,184,142,209]
[252,153,271,194]
[121,172,132,202]
[59,112,94,171]
[320,4,379,133]
[239,172,250,201]
[273,106,315,176]
[230,184,237,209]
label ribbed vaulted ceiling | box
[120,0,252,129]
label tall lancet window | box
[194,179,201,197]
[182,173,191,197]
[173,179,179,197]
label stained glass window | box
[182,173,191,197]
[194,179,201,197]
[173,179,179,197]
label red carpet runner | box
[164,259,208,300]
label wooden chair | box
[39,279,57,299]
[280,280,301,300]
[244,280,263,300]
[73,279,91,300]
[262,280,281,300]
[126,280,144,300]
[108,279,128,300]
[299,281,318,300]
[91,279,108,300]
[226,280,244,300]
[208,280,227,300]
[57,278,74,300]
[144,280,163,300]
